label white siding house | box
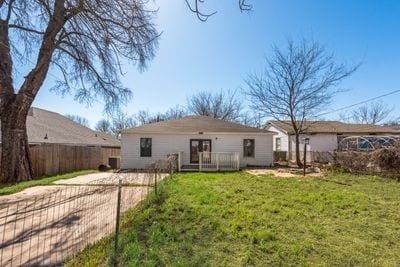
[122,116,275,170]
[265,121,400,162]
[287,134,337,161]
[288,133,338,153]
[267,125,289,152]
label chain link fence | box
[0,156,176,267]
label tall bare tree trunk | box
[0,19,33,183]
[1,0,159,183]
[0,105,33,183]
[295,133,303,167]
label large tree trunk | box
[295,133,303,167]
[0,20,32,183]
[0,107,33,183]
[0,3,66,184]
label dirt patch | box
[0,172,167,266]
[53,172,115,185]
[246,168,325,178]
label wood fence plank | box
[0,144,120,179]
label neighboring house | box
[0,107,121,177]
[121,116,275,171]
[0,107,120,147]
[265,121,400,161]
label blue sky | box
[32,0,400,127]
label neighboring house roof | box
[386,124,400,131]
[0,107,120,147]
[123,116,274,134]
[266,120,400,135]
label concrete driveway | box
[0,172,167,266]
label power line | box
[319,89,400,116]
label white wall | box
[265,125,289,152]
[289,134,338,152]
[288,134,338,161]
[121,133,274,169]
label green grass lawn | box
[67,172,400,266]
[0,170,97,196]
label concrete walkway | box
[0,172,166,267]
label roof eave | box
[287,131,400,135]
[265,121,290,134]
[122,131,275,135]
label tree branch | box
[9,24,45,34]
[239,0,252,11]
[5,0,15,22]
[185,0,217,22]
[185,0,252,22]
[18,0,67,103]
[65,0,84,20]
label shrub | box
[332,151,372,173]
[332,142,400,178]
[370,144,400,174]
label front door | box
[190,139,212,163]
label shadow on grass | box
[65,182,169,267]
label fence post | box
[216,153,219,171]
[154,169,158,195]
[236,152,240,170]
[113,178,122,267]
[199,152,202,172]
[178,152,181,172]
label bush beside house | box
[332,144,400,178]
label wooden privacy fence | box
[0,144,120,178]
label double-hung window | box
[140,138,152,157]
[243,139,255,158]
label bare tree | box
[134,106,186,125]
[349,101,394,125]
[96,113,135,138]
[135,110,160,125]
[0,1,158,182]
[96,105,186,136]
[187,90,243,121]
[65,114,90,127]
[163,105,187,120]
[95,119,111,133]
[110,111,136,138]
[384,118,400,126]
[238,111,263,128]
[246,39,358,166]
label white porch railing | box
[178,151,240,172]
[199,152,240,171]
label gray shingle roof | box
[123,116,273,134]
[267,120,400,135]
[0,107,120,147]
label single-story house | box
[121,116,275,171]
[265,120,400,161]
[0,107,121,177]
